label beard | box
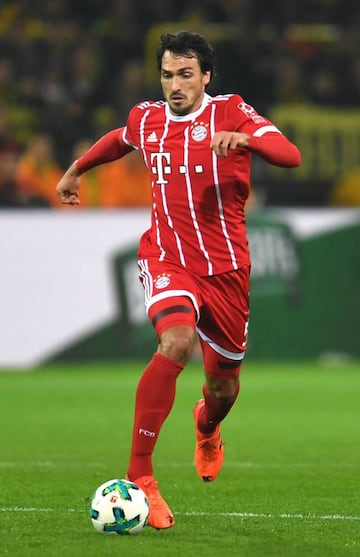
[169,104,190,115]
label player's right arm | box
[56,127,133,205]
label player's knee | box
[206,374,239,401]
[159,326,195,364]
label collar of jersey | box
[165,93,211,122]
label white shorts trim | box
[196,327,245,360]
[146,289,200,322]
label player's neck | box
[166,93,211,122]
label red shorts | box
[138,258,250,368]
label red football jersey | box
[123,93,281,277]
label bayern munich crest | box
[190,121,209,142]
[154,273,171,289]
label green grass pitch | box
[0,360,359,557]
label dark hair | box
[157,31,215,80]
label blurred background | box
[1,0,360,207]
[0,0,359,368]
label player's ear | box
[203,71,211,87]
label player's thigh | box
[197,267,250,376]
[138,258,201,333]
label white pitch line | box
[0,461,358,469]
[0,508,359,521]
[181,511,360,521]
[0,507,83,513]
[0,461,104,468]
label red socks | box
[127,352,184,480]
[197,381,240,435]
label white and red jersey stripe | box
[122,93,285,276]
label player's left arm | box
[210,96,301,167]
[246,129,301,167]
[211,129,301,167]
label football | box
[90,478,149,535]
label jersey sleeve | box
[227,95,301,167]
[76,128,133,173]
[123,105,140,148]
[123,101,156,148]
[247,132,301,167]
[123,100,165,148]
[228,94,274,134]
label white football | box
[90,478,149,535]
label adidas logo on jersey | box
[146,131,158,142]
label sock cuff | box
[152,352,184,375]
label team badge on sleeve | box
[237,102,266,124]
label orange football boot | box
[193,399,224,482]
[134,475,175,529]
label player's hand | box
[211,131,250,158]
[56,162,81,205]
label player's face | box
[160,51,211,116]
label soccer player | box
[57,31,301,529]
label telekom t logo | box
[151,152,171,184]
[150,151,205,182]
